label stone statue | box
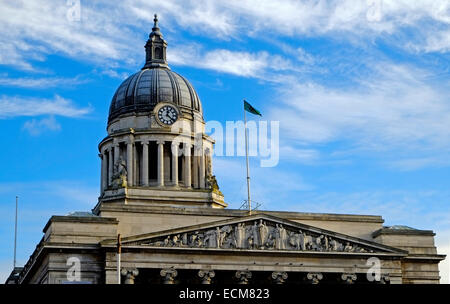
[257,219,268,249]
[112,156,127,189]
[234,223,246,248]
[206,175,223,195]
[275,224,287,250]
[204,229,218,248]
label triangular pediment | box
[108,214,406,255]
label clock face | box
[157,105,178,125]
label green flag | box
[244,100,262,116]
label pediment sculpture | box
[137,218,377,253]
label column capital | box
[341,273,357,284]
[235,270,252,284]
[160,268,177,284]
[306,272,323,284]
[271,271,288,284]
[157,139,165,145]
[380,274,390,284]
[121,268,139,284]
[198,270,215,284]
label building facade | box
[8,16,445,285]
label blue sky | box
[0,0,449,282]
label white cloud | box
[0,95,92,118]
[269,62,450,157]
[0,74,88,89]
[22,116,61,136]
[1,0,448,72]
[169,44,293,77]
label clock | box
[157,105,178,125]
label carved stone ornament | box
[160,268,178,284]
[341,273,357,284]
[271,271,288,284]
[307,272,323,284]
[198,270,215,284]
[138,218,377,254]
[235,271,252,284]
[112,156,127,189]
[121,268,139,284]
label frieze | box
[136,218,376,253]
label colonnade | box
[100,137,210,192]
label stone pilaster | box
[235,270,252,284]
[271,271,288,284]
[121,268,139,284]
[306,272,323,284]
[198,270,215,284]
[160,268,177,284]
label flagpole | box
[243,101,251,215]
[14,196,18,269]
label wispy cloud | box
[169,44,293,77]
[0,74,88,89]
[1,1,448,72]
[269,62,450,156]
[0,95,92,118]
[22,116,61,136]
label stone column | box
[157,140,165,187]
[271,271,288,284]
[160,268,177,284]
[341,273,357,284]
[121,268,139,284]
[126,140,133,187]
[235,271,252,284]
[142,141,149,186]
[113,143,120,173]
[100,151,108,192]
[184,143,191,188]
[171,142,179,186]
[133,143,138,186]
[108,148,113,186]
[198,270,215,284]
[193,152,199,188]
[199,148,205,188]
[306,272,323,284]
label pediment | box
[112,214,406,255]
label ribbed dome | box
[108,15,202,124]
[108,68,202,123]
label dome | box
[108,68,202,123]
[108,15,202,124]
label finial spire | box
[143,14,168,69]
[153,14,159,31]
